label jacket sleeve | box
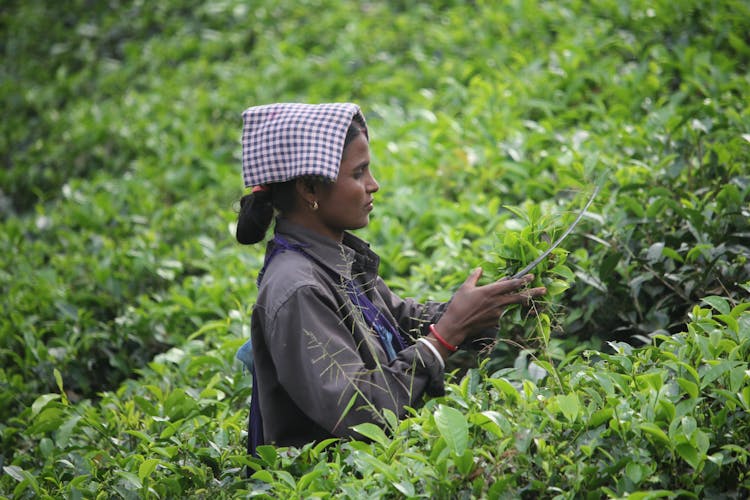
[265,282,445,439]
[373,277,497,351]
[372,276,449,340]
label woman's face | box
[314,133,379,240]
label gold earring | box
[311,200,319,211]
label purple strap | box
[248,235,406,456]
[263,235,407,354]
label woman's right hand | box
[428,268,547,357]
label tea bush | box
[3,300,748,498]
[2,0,749,497]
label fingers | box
[483,274,534,296]
[465,270,545,305]
[461,267,484,288]
[463,270,535,295]
[524,286,547,298]
[502,286,547,306]
[480,286,547,319]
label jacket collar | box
[273,218,380,282]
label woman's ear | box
[294,178,316,205]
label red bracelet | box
[429,324,458,353]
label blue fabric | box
[344,279,406,358]
[236,340,253,371]
[244,234,406,457]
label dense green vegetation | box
[2,0,748,497]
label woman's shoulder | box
[257,250,334,309]
[262,249,319,285]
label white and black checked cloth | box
[241,102,367,188]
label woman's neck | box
[281,213,344,243]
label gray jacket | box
[249,218,447,448]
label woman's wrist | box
[429,324,458,352]
[426,323,462,359]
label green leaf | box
[657,398,675,423]
[636,372,663,392]
[124,430,154,444]
[393,480,415,497]
[589,407,613,428]
[687,244,713,262]
[646,242,665,263]
[468,415,501,439]
[434,405,469,456]
[381,408,399,431]
[39,437,53,458]
[297,468,325,491]
[701,360,739,388]
[275,470,297,489]
[3,465,25,482]
[151,446,178,460]
[470,410,511,438]
[29,407,65,434]
[255,445,278,467]
[351,422,389,448]
[626,491,675,499]
[251,470,274,484]
[312,438,339,456]
[56,414,82,447]
[676,442,701,469]
[31,394,60,417]
[677,378,699,400]
[739,386,750,410]
[6,464,39,498]
[730,302,750,318]
[681,415,697,437]
[715,314,739,333]
[661,246,684,262]
[677,361,701,385]
[639,423,671,447]
[54,368,65,395]
[134,396,158,416]
[138,459,160,482]
[488,378,521,404]
[620,195,645,217]
[546,279,570,296]
[694,429,710,456]
[701,296,731,315]
[115,471,143,490]
[557,393,580,423]
[455,449,474,476]
[625,462,644,484]
[729,366,746,393]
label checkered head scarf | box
[241,103,368,188]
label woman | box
[235,103,546,454]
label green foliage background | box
[1,0,749,497]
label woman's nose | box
[367,171,379,193]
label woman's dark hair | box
[236,120,366,244]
